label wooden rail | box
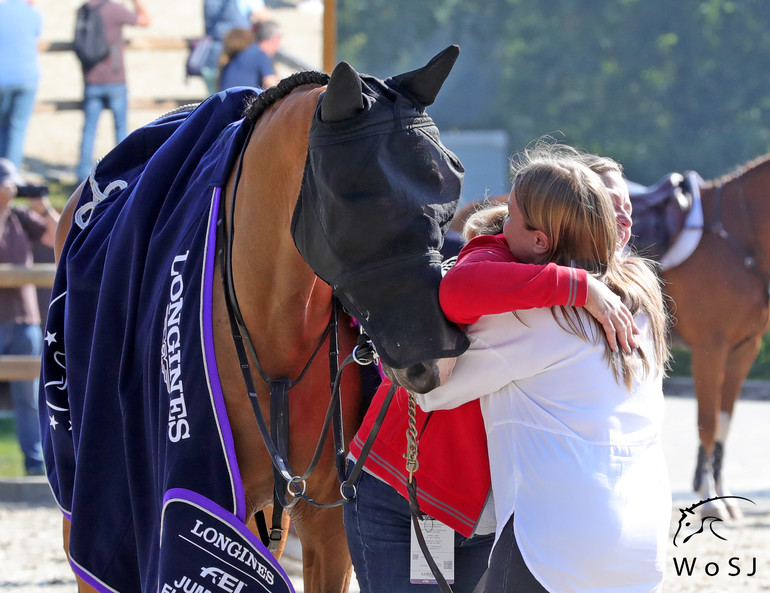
[34,39,313,113]
[35,97,203,113]
[0,356,41,382]
[39,37,191,52]
[0,264,56,288]
[0,264,57,381]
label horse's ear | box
[321,61,365,123]
[391,45,460,108]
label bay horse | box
[654,155,770,519]
[450,154,770,520]
[41,46,468,593]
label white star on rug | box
[44,331,57,346]
[49,415,58,429]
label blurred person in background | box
[0,0,42,169]
[203,0,269,94]
[218,20,281,91]
[76,0,150,183]
[0,157,58,476]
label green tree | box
[338,0,770,182]
[338,0,770,377]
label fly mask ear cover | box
[291,46,470,369]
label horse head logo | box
[672,496,754,547]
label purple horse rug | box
[39,89,294,592]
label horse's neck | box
[228,86,334,374]
[707,158,770,267]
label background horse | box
[660,154,770,519]
[44,47,467,593]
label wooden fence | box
[0,264,56,382]
[34,38,314,113]
[4,34,314,380]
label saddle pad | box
[659,172,704,271]
[40,89,292,592]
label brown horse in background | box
[48,47,467,593]
[660,155,770,518]
[451,154,770,520]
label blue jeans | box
[77,82,128,181]
[0,82,38,167]
[0,323,44,474]
[485,514,548,593]
[343,466,494,593]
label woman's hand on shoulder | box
[584,276,639,354]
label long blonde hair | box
[490,143,669,387]
[462,152,626,241]
[462,202,508,241]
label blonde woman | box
[419,146,671,593]
[217,21,280,91]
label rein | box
[404,390,456,593]
[217,119,396,551]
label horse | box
[650,155,770,519]
[41,46,468,593]
[450,154,770,520]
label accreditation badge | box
[409,515,455,584]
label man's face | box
[0,179,17,208]
[601,170,633,250]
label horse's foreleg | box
[713,335,763,519]
[689,343,731,519]
[690,342,727,458]
[292,504,352,593]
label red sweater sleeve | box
[439,234,588,325]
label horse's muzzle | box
[383,360,444,394]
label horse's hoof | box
[695,468,731,520]
[723,498,745,521]
[696,496,731,522]
[715,482,745,521]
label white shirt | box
[416,308,670,593]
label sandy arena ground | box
[2,393,770,592]
[1,499,769,592]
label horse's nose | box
[383,360,443,394]
[403,361,441,394]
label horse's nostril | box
[406,363,429,383]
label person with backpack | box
[74,0,150,183]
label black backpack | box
[74,0,110,71]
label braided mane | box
[709,152,770,187]
[154,71,330,126]
[243,70,331,123]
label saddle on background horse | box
[627,171,704,270]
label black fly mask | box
[291,46,469,370]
